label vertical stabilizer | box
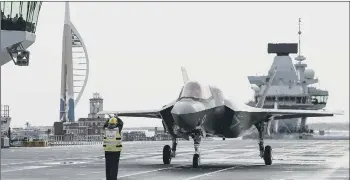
[181,66,189,84]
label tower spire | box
[64,2,70,24]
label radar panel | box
[268,43,298,55]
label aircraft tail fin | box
[256,66,278,108]
[181,66,190,84]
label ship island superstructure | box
[246,19,329,136]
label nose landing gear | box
[192,131,202,168]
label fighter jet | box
[98,66,343,168]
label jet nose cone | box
[171,99,204,131]
[171,100,197,115]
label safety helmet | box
[108,117,118,125]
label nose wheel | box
[193,154,200,168]
[192,132,202,168]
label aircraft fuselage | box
[162,81,255,139]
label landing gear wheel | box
[193,154,200,168]
[223,137,225,141]
[263,145,272,165]
[163,145,172,164]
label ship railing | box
[308,84,328,92]
[48,135,103,146]
[253,95,329,106]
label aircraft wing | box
[97,100,177,119]
[97,109,161,119]
[247,107,344,120]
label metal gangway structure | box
[59,2,89,123]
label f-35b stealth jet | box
[98,65,342,168]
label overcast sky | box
[2,2,349,128]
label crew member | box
[103,115,123,180]
[103,114,124,134]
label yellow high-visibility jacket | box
[103,127,122,152]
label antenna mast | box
[298,18,301,57]
[295,18,306,62]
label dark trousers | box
[105,151,121,180]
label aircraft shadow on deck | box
[121,161,321,172]
[122,163,267,170]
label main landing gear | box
[257,122,272,165]
[163,138,177,164]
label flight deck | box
[1,139,349,180]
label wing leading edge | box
[97,100,177,119]
[97,109,161,119]
[246,107,344,120]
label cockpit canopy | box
[179,81,212,100]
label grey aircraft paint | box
[98,64,342,167]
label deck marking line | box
[181,166,242,180]
[118,165,187,178]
